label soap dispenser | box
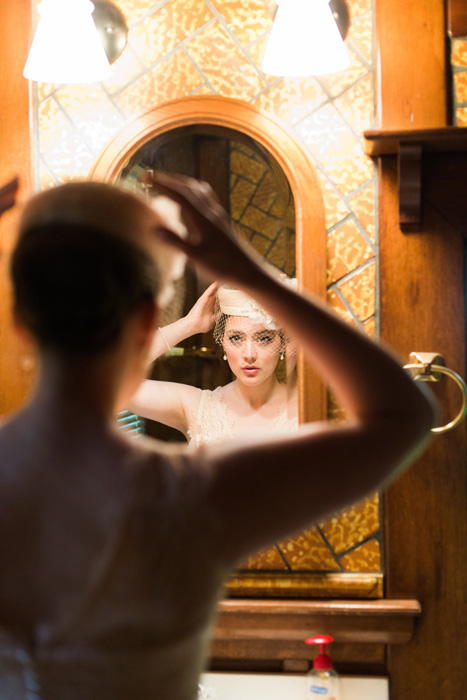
[304,635,342,699]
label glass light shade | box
[262,0,351,77]
[24,0,112,84]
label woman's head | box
[213,285,288,386]
[11,181,182,356]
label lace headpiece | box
[213,280,297,360]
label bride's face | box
[222,316,280,386]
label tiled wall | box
[33,0,381,585]
[452,37,467,125]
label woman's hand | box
[0,178,19,218]
[185,282,219,335]
[150,172,263,287]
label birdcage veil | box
[213,280,298,362]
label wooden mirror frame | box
[89,95,327,425]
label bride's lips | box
[242,366,259,376]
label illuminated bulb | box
[24,0,112,84]
[262,0,351,77]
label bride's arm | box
[149,173,437,564]
[146,282,218,364]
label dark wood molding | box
[363,127,467,157]
[364,128,467,231]
[210,599,420,670]
[448,0,467,37]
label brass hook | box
[404,353,467,434]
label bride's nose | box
[243,339,257,362]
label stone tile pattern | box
[452,38,467,126]
[34,0,380,578]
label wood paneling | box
[374,0,447,128]
[375,1,466,697]
[379,157,466,698]
[0,0,33,417]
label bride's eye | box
[228,333,243,344]
[256,333,274,345]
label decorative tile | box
[456,107,467,127]
[334,73,375,134]
[320,492,380,554]
[38,97,75,154]
[338,261,376,321]
[316,171,351,230]
[362,316,376,338]
[240,205,282,240]
[327,219,374,284]
[340,538,381,572]
[38,164,56,191]
[42,133,96,183]
[327,288,357,327]
[327,390,346,423]
[230,177,257,219]
[347,13,373,65]
[114,50,204,117]
[102,46,146,94]
[116,0,156,25]
[230,149,266,182]
[249,231,273,257]
[130,0,213,66]
[55,85,124,154]
[279,528,340,571]
[296,104,374,196]
[317,45,368,99]
[454,71,467,104]
[247,34,271,76]
[209,0,274,46]
[348,183,376,243]
[266,227,295,274]
[37,82,56,102]
[185,22,265,100]
[451,38,467,67]
[253,77,328,127]
[239,545,288,570]
[349,0,372,17]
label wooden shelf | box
[210,599,421,669]
[363,127,467,230]
[363,126,467,157]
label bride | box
[129,280,299,447]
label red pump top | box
[304,634,334,670]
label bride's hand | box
[150,172,262,285]
[185,281,219,335]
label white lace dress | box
[187,387,298,448]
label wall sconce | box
[261,0,351,77]
[23,0,128,84]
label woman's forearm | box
[147,315,198,364]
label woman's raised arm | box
[150,173,437,564]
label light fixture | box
[23,0,128,84]
[261,0,351,77]
[92,0,128,64]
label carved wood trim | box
[364,127,467,231]
[210,599,420,667]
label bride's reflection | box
[129,279,299,446]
